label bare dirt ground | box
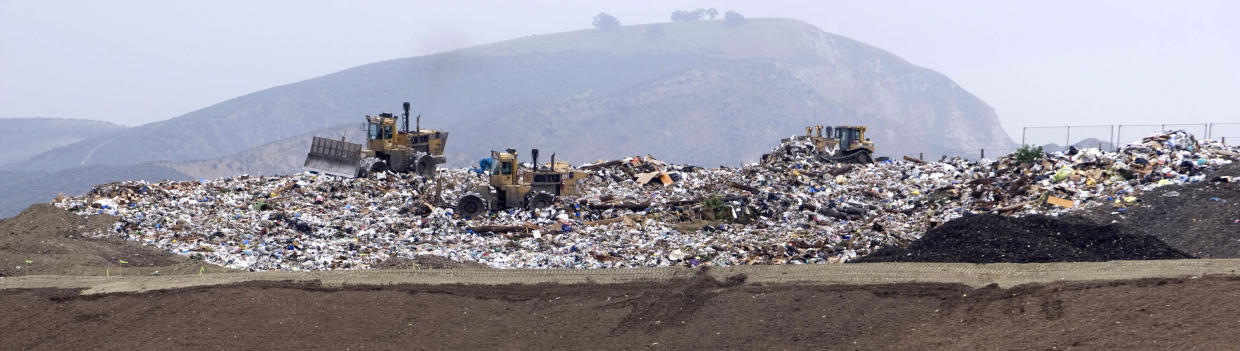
[0,204,224,277]
[4,272,1240,350]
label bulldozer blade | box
[304,136,363,177]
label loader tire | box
[359,157,388,177]
[415,154,437,178]
[526,192,556,211]
[457,194,488,218]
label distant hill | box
[163,124,362,179]
[1040,138,1117,154]
[0,118,125,165]
[7,18,1014,171]
[0,164,188,219]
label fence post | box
[1110,125,1116,152]
[980,148,985,159]
[1065,126,1071,147]
[1021,127,1026,146]
[919,152,923,161]
[1116,125,1123,151]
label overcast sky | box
[1,0,1236,141]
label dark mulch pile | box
[855,214,1192,263]
[1084,163,1240,258]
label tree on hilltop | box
[724,11,746,26]
[593,12,620,30]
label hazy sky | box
[1,0,1236,142]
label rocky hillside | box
[0,118,125,165]
[8,18,1013,171]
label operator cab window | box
[368,123,380,140]
[501,161,513,175]
[383,125,393,139]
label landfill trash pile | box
[52,130,1237,271]
[852,214,1191,263]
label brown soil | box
[0,204,226,277]
[4,273,1239,350]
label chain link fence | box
[914,122,1236,161]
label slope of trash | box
[852,214,1191,263]
[52,130,1238,270]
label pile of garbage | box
[53,130,1238,271]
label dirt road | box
[6,258,1240,294]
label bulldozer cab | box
[833,126,874,152]
[366,114,404,152]
[834,126,862,149]
[490,149,520,186]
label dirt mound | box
[7,275,1240,350]
[0,204,222,276]
[1086,163,1240,258]
[855,214,1191,263]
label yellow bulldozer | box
[769,125,875,164]
[304,102,448,178]
[455,148,587,218]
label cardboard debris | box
[1045,196,1075,208]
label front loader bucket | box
[304,137,363,177]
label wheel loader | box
[303,102,448,178]
[455,148,587,218]
[767,125,875,164]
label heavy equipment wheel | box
[456,194,488,218]
[414,154,437,177]
[525,192,556,211]
[359,157,388,177]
